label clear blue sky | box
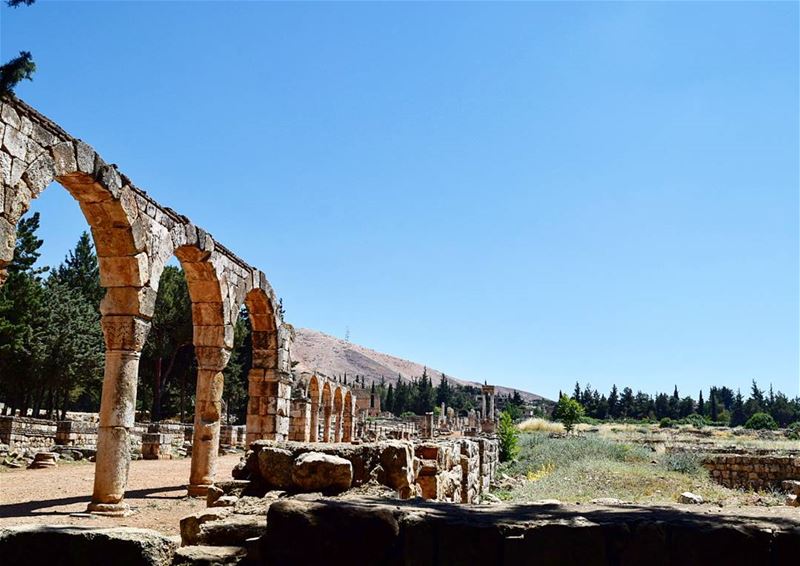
[2,1,798,400]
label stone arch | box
[0,111,159,515]
[308,375,321,442]
[343,390,354,442]
[153,243,236,498]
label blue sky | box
[2,1,798,400]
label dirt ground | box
[0,453,242,535]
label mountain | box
[291,327,547,402]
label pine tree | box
[697,390,705,415]
[730,390,747,427]
[710,389,719,422]
[140,266,193,421]
[608,384,619,419]
[55,232,102,308]
[384,383,394,414]
[0,213,48,415]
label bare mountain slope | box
[292,328,545,402]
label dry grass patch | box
[517,418,564,434]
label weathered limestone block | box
[291,452,353,494]
[256,445,294,489]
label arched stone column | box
[343,391,355,442]
[244,285,290,443]
[333,387,344,443]
[188,346,231,497]
[87,315,150,515]
[322,381,332,443]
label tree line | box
[562,381,800,427]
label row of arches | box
[304,374,356,443]
[0,96,299,514]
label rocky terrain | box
[293,328,545,401]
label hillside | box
[292,328,546,402]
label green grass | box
[496,432,784,506]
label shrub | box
[660,451,703,475]
[659,418,673,428]
[785,422,800,440]
[744,412,778,430]
[553,395,584,433]
[682,414,707,428]
[498,411,520,462]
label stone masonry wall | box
[703,454,800,489]
[0,416,56,450]
[55,420,98,447]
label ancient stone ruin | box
[3,96,798,566]
[0,94,363,514]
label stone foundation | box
[703,454,800,489]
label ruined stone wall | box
[0,415,193,456]
[55,420,98,447]
[241,437,499,504]
[703,454,800,489]
[0,416,56,450]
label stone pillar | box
[188,346,230,497]
[342,397,355,443]
[322,405,332,443]
[481,395,487,420]
[246,369,292,443]
[88,315,150,516]
[482,385,496,421]
[289,398,311,442]
[309,400,319,442]
[422,412,434,439]
[334,405,344,443]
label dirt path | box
[0,454,242,535]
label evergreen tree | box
[139,266,193,421]
[620,387,634,418]
[436,373,452,406]
[607,384,619,419]
[0,213,48,415]
[710,389,719,421]
[54,232,102,308]
[384,383,394,414]
[34,278,104,419]
[730,390,747,427]
[697,390,705,416]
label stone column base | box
[86,501,134,517]
[187,483,210,498]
